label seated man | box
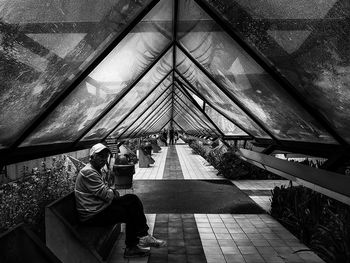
[75,143,166,258]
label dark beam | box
[18,19,345,34]
[253,138,345,158]
[0,141,98,166]
[222,135,252,140]
[291,0,349,57]
[320,148,350,172]
[237,148,350,205]
[262,145,276,155]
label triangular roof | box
[0,0,349,164]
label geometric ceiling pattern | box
[0,0,349,164]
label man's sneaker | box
[124,246,150,258]
[138,235,167,248]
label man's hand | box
[113,189,120,199]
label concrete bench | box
[113,164,135,189]
[139,148,155,168]
[46,192,121,263]
[151,141,161,153]
[0,223,62,263]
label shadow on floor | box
[133,180,266,214]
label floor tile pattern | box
[249,196,272,213]
[108,214,156,263]
[148,214,206,263]
[134,147,168,180]
[195,214,324,263]
[232,180,293,190]
[176,145,223,180]
[163,146,184,179]
[232,180,295,213]
[108,145,324,263]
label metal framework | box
[174,75,253,137]
[173,94,219,136]
[193,0,348,146]
[1,0,349,169]
[6,0,162,151]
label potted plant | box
[112,155,135,189]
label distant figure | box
[169,128,174,145]
[174,130,179,144]
[75,143,166,258]
[161,129,168,146]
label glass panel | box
[111,84,171,136]
[174,106,202,132]
[178,0,337,143]
[0,0,155,148]
[126,92,173,135]
[173,122,184,133]
[125,100,172,137]
[82,54,173,141]
[149,113,171,133]
[21,33,173,146]
[174,97,214,133]
[134,107,171,136]
[176,75,249,134]
[129,88,181,135]
[203,0,349,142]
[176,47,269,138]
[122,97,172,138]
[174,95,208,131]
[205,104,248,136]
[179,84,204,108]
[143,104,172,132]
[111,90,172,138]
[177,98,215,133]
[174,113,204,134]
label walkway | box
[110,144,324,263]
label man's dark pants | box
[83,194,149,247]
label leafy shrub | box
[206,149,221,169]
[188,140,279,179]
[0,157,77,240]
[189,140,210,158]
[215,149,249,179]
[215,148,279,179]
[271,185,350,263]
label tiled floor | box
[176,145,224,180]
[108,144,324,263]
[134,147,168,180]
[232,180,294,190]
[109,214,156,263]
[196,214,321,263]
[232,180,294,213]
[163,146,184,179]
